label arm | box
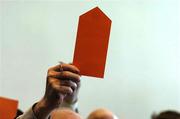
[17,63,81,119]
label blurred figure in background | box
[87,108,119,119]
[152,110,180,119]
[51,108,82,119]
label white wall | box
[0,2,2,95]
[1,1,180,119]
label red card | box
[0,97,18,119]
[73,7,112,78]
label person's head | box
[152,110,180,119]
[51,108,82,119]
[87,108,118,119]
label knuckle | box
[48,80,54,86]
[67,87,71,91]
[67,87,73,93]
[47,69,53,76]
[47,71,53,77]
[47,76,51,82]
[62,71,69,77]
[48,79,56,86]
[73,82,78,88]
[76,75,80,80]
[47,67,53,73]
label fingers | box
[48,63,80,82]
[49,63,80,74]
[57,86,73,95]
[48,78,75,95]
[48,70,80,82]
[60,80,77,91]
[46,62,80,98]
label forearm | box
[16,100,79,119]
[16,104,37,119]
[33,99,56,119]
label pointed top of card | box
[80,7,111,22]
[73,7,112,78]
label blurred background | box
[0,0,180,119]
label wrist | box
[64,98,78,105]
[33,99,54,119]
[61,98,78,111]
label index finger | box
[49,63,80,74]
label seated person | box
[87,108,119,119]
[17,62,81,119]
[152,110,180,119]
[51,108,82,119]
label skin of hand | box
[63,75,81,104]
[33,63,81,119]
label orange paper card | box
[73,7,112,78]
[0,97,18,119]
